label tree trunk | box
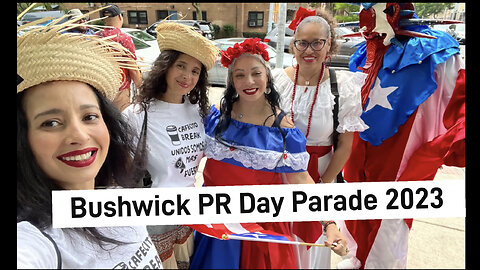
[192,3,202,20]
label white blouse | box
[272,68,369,147]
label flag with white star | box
[349,26,460,146]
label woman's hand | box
[324,223,349,256]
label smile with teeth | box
[60,151,94,161]
[243,88,258,95]
[57,147,98,167]
[303,56,316,62]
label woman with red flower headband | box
[272,7,367,269]
[189,38,348,269]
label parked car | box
[120,28,160,77]
[432,23,465,45]
[146,20,215,40]
[19,10,66,25]
[264,24,363,68]
[208,38,295,86]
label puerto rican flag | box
[187,223,300,245]
[342,27,465,268]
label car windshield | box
[456,24,465,32]
[127,30,156,42]
[335,27,355,36]
[199,24,212,31]
[129,35,150,50]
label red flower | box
[288,7,317,31]
[220,38,270,68]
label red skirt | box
[204,158,297,268]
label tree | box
[414,3,454,19]
[192,3,202,20]
[333,3,359,23]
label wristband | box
[323,220,336,231]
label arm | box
[284,171,315,184]
[279,111,313,184]
[123,33,143,88]
[320,131,353,183]
[129,68,143,88]
[321,221,349,256]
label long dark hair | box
[134,50,210,119]
[214,54,286,155]
[17,85,141,247]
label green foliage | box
[414,3,455,18]
[212,24,221,36]
[222,24,235,37]
[333,3,359,14]
[335,15,359,23]
[242,32,266,39]
[332,3,359,23]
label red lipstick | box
[57,147,98,168]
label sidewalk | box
[330,166,465,269]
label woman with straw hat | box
[16,12,162,268]
[122,22,219,269]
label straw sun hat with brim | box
[155,22,219,71]
[17,6,141,101]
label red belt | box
[306,145,332,183]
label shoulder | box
[276,109,294,129]
[334,69,367,96]
[272,68,295,106]
[17,222,59,269]
[273,67,294,79]
[122,103,146,130]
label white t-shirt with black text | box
[123,99,205,188]
[17,221,162,269]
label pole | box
[223,234,336,248]
[276,3,287,68]
[267,3,274,33]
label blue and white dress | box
[189,105,310,269]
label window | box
[156,10,168,21]
[127,10,148,24]
[193,11,207,21]
[248,11,264,27]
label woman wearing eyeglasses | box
[272,7,368,269]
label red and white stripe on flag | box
[186,223,294,241]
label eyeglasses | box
[293,39,327,51]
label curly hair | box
[134,50,210,119]
[289,8,339,57]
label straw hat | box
[17,8,139,101]
[156,22,219,70]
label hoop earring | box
[265,87,271,95]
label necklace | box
[290,63,325,138]
[300,72,317,86]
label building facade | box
[63,2,310,36]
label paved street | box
[199,84,466,269]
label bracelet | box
[323,220,336,231]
